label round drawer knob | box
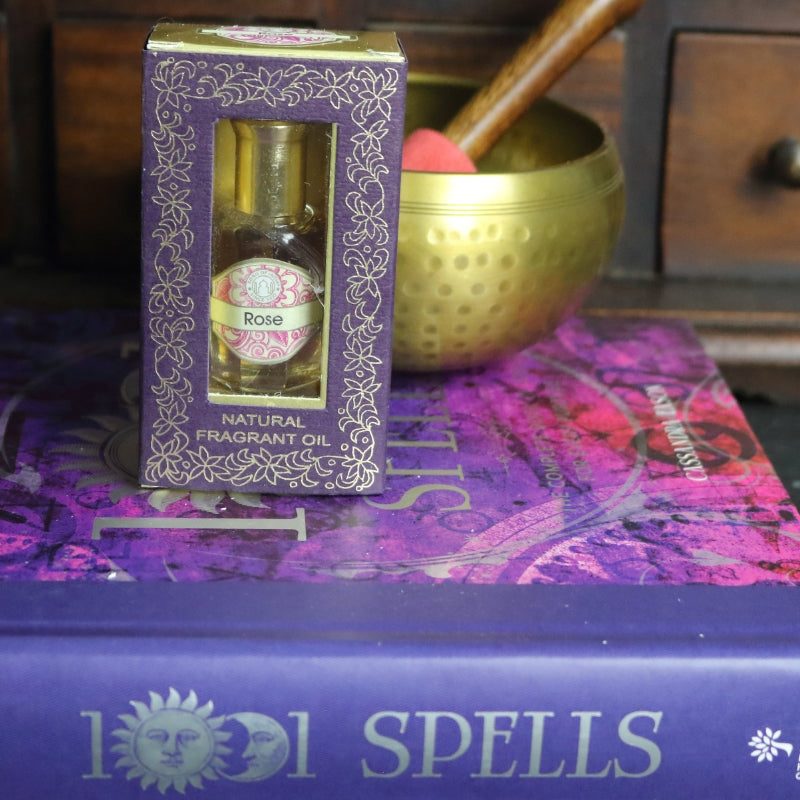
[768,137,800,187]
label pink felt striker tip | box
[401,128,478,173]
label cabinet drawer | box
[398,27,623,137]
[663,32,800,279]
[0,24,10,255]
[51,17,622,273]
[53,21,150,271]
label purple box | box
[139,24,407,495]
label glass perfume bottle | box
[210,119,328,399]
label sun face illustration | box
[112,688,232,794]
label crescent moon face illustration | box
[225,712,290,782]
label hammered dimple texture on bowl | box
[393,76,625,372]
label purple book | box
[1,309,797,584]
[2,309,800,799]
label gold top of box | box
[146,23,405,62]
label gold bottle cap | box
[233,120,307,223]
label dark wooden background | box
[1,0,799,400]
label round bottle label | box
[211,258,322,365]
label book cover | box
[1,309,798,585]
[1,308,800,798]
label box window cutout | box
[209,119,332,406]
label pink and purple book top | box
[1,310,798,584]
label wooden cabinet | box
[663,32,800,279]
[0,22,10,260]
[54,21,150,270]
[0,0,799,396]
[48,16,623,273]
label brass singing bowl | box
[393,74,625,372]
